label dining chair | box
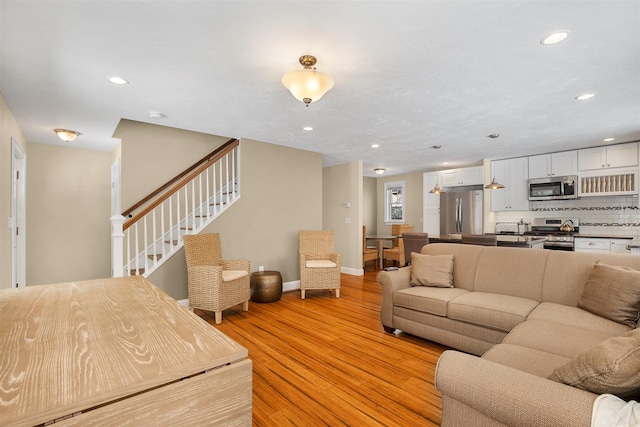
[363,225,379,270]
[402,232,429,265]
[299,230,341,299]
[383,224,414,267]
[183,233,250,324]
[461,234,498,246]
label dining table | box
[365,235,397,269]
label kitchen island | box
[429,234,546,249]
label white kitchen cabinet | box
[441,166,483,187]
[610,239,632,254]
[490,157,529,211]
[575,237,631,254]
[578,143,638,171]
[528,151,577,179]
[422,172,441,235]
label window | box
[384,181,405,224]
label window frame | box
[384,181,405,224]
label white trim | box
[283,280,300,292]
[11,138,26,288]
[341,266,363,276]
[177,299,189,309]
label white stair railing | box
[111,140,240,278]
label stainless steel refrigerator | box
[440,186,484,235]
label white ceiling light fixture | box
[54,128,81,142]
[374,168,385,175]
[107,75,129,85]
[149,111,165,119]
[575,93,596,100]
[371,144,380,148]
[603,137,616,142]
[303,126,313,131]
[540,30,570,45]
[282,55,334,107]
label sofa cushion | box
[410,253,454,288]
[482,343,571,378]
[394,287,468,317]
[578,262,640,328]
[527,302,633,336]
[549,328,640,398]
[503,320,614,358]
[447,292,539,332]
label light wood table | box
[365,235,397,269]
[0,275,252,426]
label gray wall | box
[323,161,363,271]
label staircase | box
[111,139,241,278]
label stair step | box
[148,254,163,261]
[209,202,228,206]
[164,239,179,245]
[180,226,194,231]
[129,268,145,275]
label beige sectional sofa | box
[377,243,640,426]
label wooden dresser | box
[0,276,252,426]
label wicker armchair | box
[299,230,341,299]
[383,224,414,267]
[183,233,250,324]
[363,226,379,270]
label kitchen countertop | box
[429,234,547,248]
[574,235,634,239]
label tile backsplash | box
[494,195,640,238]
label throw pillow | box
[577,261,640,328]
[410,253,454,288]
[549,328,640,398]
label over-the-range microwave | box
[528,175,578,201]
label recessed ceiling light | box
[108,75,129,85]
[575,93,596,100]
[442,162,449,165]
[488,134,500,139]
[371,144,380,148]
[540,30,570,45]
[149,112,165,119]
[432,145,442,149]
[302,126,313,131]
[603,138,615,142]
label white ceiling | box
[1,1,639,177]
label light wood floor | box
[197,269,447,426]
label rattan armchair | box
[363,226,379,270]
[299,230,341,299]
[183,233,250,324]
[383,224,414,267]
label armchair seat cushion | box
[306,260,337,268]
[222,270,249,282]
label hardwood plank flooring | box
[196,269,447,426]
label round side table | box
[250,271,282,303]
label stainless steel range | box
[525,218,579,251]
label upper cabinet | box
[528,151,577,179]
[440,166,484,187]
[578,142,638,171]
[490,157,529,211]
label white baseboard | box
[177,298,189,309]
[283,280,300,292]
[341,266,363,276]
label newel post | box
[110,215,125,277]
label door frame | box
[11,137,26,288]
